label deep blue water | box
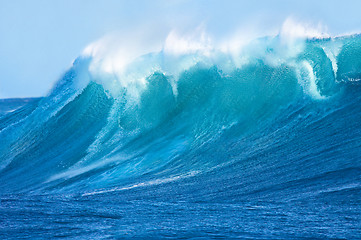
[0,35,361,239]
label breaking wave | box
[1,31,361,201]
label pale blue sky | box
[1,0,361,98]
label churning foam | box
[79,18,335,101]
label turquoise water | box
[0,35,361,239]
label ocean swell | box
[0,33,361,198]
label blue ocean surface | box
[0,34,361,239]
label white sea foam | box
[280,17,329,40]
[78,18,333,101]
[163,27,213,56]
[82,171,199,196]
[296,61,326,100]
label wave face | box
[1,34,361,239]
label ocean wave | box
[0,32,361,197]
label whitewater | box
[0,24,361,239]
